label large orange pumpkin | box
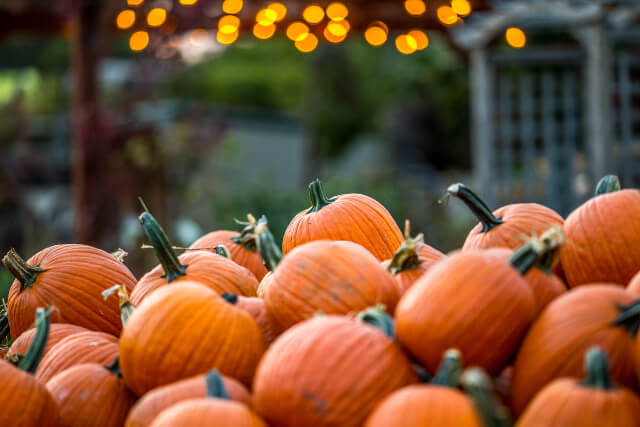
[511,285,639,416]
[253,311,416,427]
[396,250,535,375]
[0,308,61,426]
[446,183,564,251]
[125,370,252,427]
[282,179,403,261]
[8,323,86,360]
[560,186,640,287]
[221,293,278,345]
[2,245,136,339]
[120,281,265,395]
[46,358,137,427]
[517,347,640,427]
[131,212,258,305]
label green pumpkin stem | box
[446,183,503,233]
[431,349,463,388]
[387,220,424,275]
[138,211,187,283]
[462,368,513,427]
[251,215,283,271]
[595,175,621,196]
[106,356,122,377]
[0,311,9,345]
[356,305,395,339]
[232,218,259,251]
[508,227,565,276]
[581,347,614,390]
[221,293,238,304]
[307,179,335,214]
[18,307,52,374]
[214,245,231,259]
[610,300,640,336]
[2,249,44,291]
[102,284,136,327]
[205,370,230,399]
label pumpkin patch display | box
[7,323,87,360]
[221,293,278,345]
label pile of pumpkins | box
[1,174,640,427]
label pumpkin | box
[131,212,259,305]
[461,368,513,427]
[35,330,119,384]
[282,179,403,261]
[0,308,61,426]
[381,220,445,295]
[2,245,137,339]
[8,323,86,360]
[253,216,400,331]
[120,281,264,395]
[517,347,640,427]
[559,177,640,287]
[253,309,416,427]
[445,183,564,251]
[46,357,136,427]
[125,370,252,427]
[628,270,640,294]
[221,293,278,345]
[511,285,640,415]
[396,249,535,376]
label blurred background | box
[0,0,639,297]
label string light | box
[327,20,349,37]
[219,15,240,34]
[295,33,318,52]
[303,5,325,24]
[437,5,458,25]
[364,24,387,46]
[267,2,287,22]
[222,0,243,14]
[116,10,136,30]
[395,34,417,55]
[324,26,346,43]
[147,8,167,27]
[129,31,149,51]
[179,0,198,5]
[286,22,309,41]
[404,0,426,16]
[326,2,348,21]
[217,29,239,44]
[506,27,526,48]
[408,30,429,50]
[451,0,471,17]
[256,8,278,25]
[127,0,143,6]
[253,23,276,39]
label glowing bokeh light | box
[147,8,166,27]
[371,20,388,35]
[295,33,319,52]
[219,15,240,34]
[256,8,278,25]
[327,20,349,36]
[451,0,471,17]
[268,2,287,21]
[326,2,348,21]
[364,25,387,46]
[506,27,526,48]
[324,26,346,43]
[404,0,426,16]
[116,10,136,30]
[217,29,239,45]
[253,23,276,39]
[179,0,198,5]
[408,30,429,50]
[222,0,243,14]
[286,22,309,41]
[127,0,143,6]
[395,34,417,55]
[437,6,458,25]
[129,31,150,51]
[303,5,325,24]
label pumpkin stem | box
[2,249,44,291]
[307,179,335,213]
[105,356,122,377]
[214,245,231,258]
[412,364,432,382]
[610,299,640,336]
[581,347,614,390]
[0,311,9,345]
[595,175,621,196]
[508,227,565,275]
[18,307,52,374]
[232,217,260,251]
[446,183,503,233]
[356,305,395,339]
[251,215,283,271]
[431,349,463,388]
[205,370,230,399]
[387,221,424,275]
[221,293,238,304]
[462,368,513,427]
[138,211,187,283]
[102,284,136,327]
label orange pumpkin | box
[381,220,445,295]
[0,308,61,426]
[396,249,535,376]
[151,399,266,427]
[8,323,86,360]
[511,285,639,416]
[282,179,403,261]
[221,293,278,345]
[517,347,640,427]
[560,183,640,287]
[35,330,119,384]
[253,310,416,427]
[46,358,137,427]
[131,212,258,305]
[120,281,264,395]
[446,183,564,251]
[2,245,136,339]
[628,270,640,294]
[125,370,252,427]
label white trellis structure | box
[452,0,640,214]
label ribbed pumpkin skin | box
[256,272,273,298]
[125,374,251,427]
[628,271,640,294]
[131,251,258,305]
[516,378,640,427]
[264,240,400,332]
[35,331,119,384]
[381,247,445,295]
[560,190,640,287]
[120,281,265,395]
[511,285,638,416]
[253,316,416,427]
[232,296,278,345]
[7,244,136,339]
[190,230,268,281]
[462,203,564,250]
[8,323,87,359]
[150,399,267,427]
[396,251,535,376]
[364,385,482,427]
[282,193,404,261]
[0,360,61,426]
[46,363,137,427]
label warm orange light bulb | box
[404,0,426,16]
[303,5,325,24]
[129,31,149,51]
[364,25,387,46]
[217,29,238,45]
[222,0,243,14]
[395,34,416,55]
[127,0,143,6]
[323,26,346,43]
[437,5,458,25]
[116,10,136,30]
[451,0,471,17]
[327,20,349,36]
[253,23,276,39]
[147,8,166,27]
[286,22,309,41]
[326,2,348,21]
[506,27,526,48]
[179,0,198,5]
[219,15,240,34]
[267,2,287,21]
[408,30,428,50]
[295,33,318,52]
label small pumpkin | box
[8,323,87,361]
[282,179,404,261]
[2,245,137,339]
[125,370,252,427]
[120,281,265,395]
[46,357,137,427]
[130,211,258,305]
[511,285,640,415]
[445,183,564,251]
[221,293,278,345]
[516,347,640,427]
[253,308,416,427]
